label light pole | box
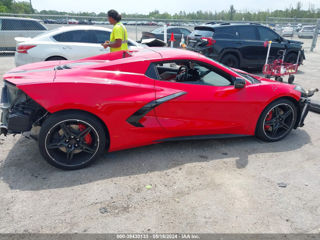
[29,0,34,13]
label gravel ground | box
[0,50,320,233]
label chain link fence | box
[0,13,319,60]
[266,17,320,52]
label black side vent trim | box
[127,91,187,127]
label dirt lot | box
[0,49,320,233]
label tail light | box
[201,37,216,46]
[17,45,36,54]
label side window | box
[167,28,180,34]
[54,30,94,43]
[170,28,181,34]
[2,19,24,30]
[94,30,110,44]
[180,28,191,36]
[257,27,280,41]
[238,26,258,40]
[21,20,46,30]
[148,61,232,86]
[214,27,239,39]
[0,19,2,30]
[194,63,232,86]
[53,31,74,42]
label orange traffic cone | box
[169,32,176,48]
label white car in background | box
[298,25,315,39]
[281,27,294,37]
[14,26,142,66]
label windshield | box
[190,29,214,38]
[303,27,315,31]
[236,72,260,84]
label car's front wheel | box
[39,111,107,170]
[256,99,297,142]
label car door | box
[152,60,252,137]
[255,26,286,65]
[52,30,109,60]
[236,26,262,67]
[168,28,182,47]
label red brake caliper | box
[78,124,92,145]
[264,111,273,131]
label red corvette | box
[1,48,319,170]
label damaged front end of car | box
[0,80,47,137]
[294,85,320,128]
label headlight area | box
[1,80,48,136]
[294,85,308,98]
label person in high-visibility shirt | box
[102,9,128,52]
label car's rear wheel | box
[46,56,67,61]
[39,112,107,170]
[285,52,298,64]
[256,99,297,142]
[220,54,240,68]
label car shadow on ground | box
[0,129,311,191]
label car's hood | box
[287,39,304,45]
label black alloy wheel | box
[256,99,297,142]
[39,112,107,170]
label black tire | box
[285,52,298,64]
[220,54,240,68]
[39,111,107,170]
[256,99,297,142]
[46,56,67,61]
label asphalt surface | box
[0,50,320,233]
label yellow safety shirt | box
[110,22,128,52]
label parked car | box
[43,19,58,24]
[68,19,79,24]
[187,23,305,69]
[14,26,142,66]
[141,26,191,48]
[281,27,294,37]
[78,19,93,25]
[298,26,315,39]
[1,48,319,169]
[0,17,47,51]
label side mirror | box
[234,77,246,89]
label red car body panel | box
[3,48,301,152]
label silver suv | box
[0,17,47,51]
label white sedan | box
[15,26,142,66]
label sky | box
[20,0,320,14]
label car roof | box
[53,25,113,32]
[195,22,261,29]
[114,47,205,63]
[35,25,113,39]
[0,16,42,22]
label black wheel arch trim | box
[218,49,243,65]
[127,91,187,127]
